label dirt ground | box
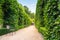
[0,25,44,40]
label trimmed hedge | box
[0,0,4,28]
[0,28,12,36]
[35,0,60,40]
[0,0,32,35]
[18,4,32,29]
[2,0,19,30]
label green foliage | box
[35,0,60,40]
[0,0,32,35]
[18,4,32,29]
[24,6,34,20]
[23,12,32,27]
[0,0,4,28]
[2,0,20,30]
[0,28,12,36]
[23,6,32,26]
[24,6,30,15]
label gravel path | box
[0,25,44,40]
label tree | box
[24,6,30,15]
[35,0,60,40]
[24,6,34,20]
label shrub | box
[0,28,12,36]
[2,0,19,30]
[18,4,32,29]
[0,0,32,36]
[0,0,4,28]
[35,0,60,40]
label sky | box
[17,0,37,13]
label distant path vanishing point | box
[0,25,44,40]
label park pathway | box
[0,25,44,40]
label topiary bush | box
[35,0,60,40]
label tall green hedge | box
[18,4,32,29]
[2,0,19,30]
[0,0,32,36]
[23,6,32,27]
[35,0,60,40]
[0,0,4,28]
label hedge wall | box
[0,28,12,36]
[0,0,32,35]
[35,0,60,40]
[2,0,19,30]
[0,0,4,28]
[18,4,32,29]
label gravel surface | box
[0,25,44,40]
